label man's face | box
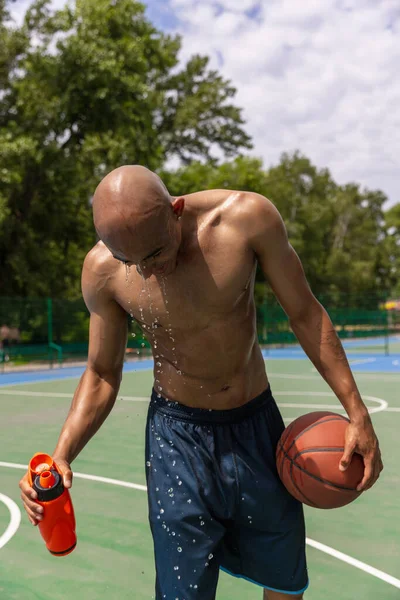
[106,208,182,280]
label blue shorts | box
[145,386,309,599]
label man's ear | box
[171,196,185,219]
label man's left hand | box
[339,417,383,492]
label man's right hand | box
[19,456,73,526]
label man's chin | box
[155,261,176,277]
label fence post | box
[47,298,53,368]
[385,310,389,356]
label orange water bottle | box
[28,453,77,556]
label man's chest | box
[115,239,256,331]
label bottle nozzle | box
[39,470,56,488]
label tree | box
[385,203,400,297]
[0,0,251,297]
[163,152,396,309]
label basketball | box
[276,411,365,509]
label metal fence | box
[0,293,398,368]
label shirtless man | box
[20,165,383,600]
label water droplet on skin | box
[205,562,209,567]
[187,499,192,504]
[208,553,213,560]
[172,531,176,536]
[174,566,179,571]
[178,481,182,486]
[177,547,182,552]
[172,460,176,466]
[200,521,205,526]
[156,362,162,367]
[146,461,151,467]
[160,509,164,514]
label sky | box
[9,0,400,208]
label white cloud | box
[8,0,400,207]
[168,0,400,207]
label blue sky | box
[145,0,181,30]
[10,0,400,208]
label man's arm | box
[19,246,128,526]
[245,193,383,491]
[53,246,128,464]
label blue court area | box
[1,338,399,388]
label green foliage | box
[163,152,398,308]
[0,0,397,311]
[0,0,250,297]
[385,204,400,297]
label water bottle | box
[28,453,77,556]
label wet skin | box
[91,189,269,409]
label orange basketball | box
[276,411,364,509]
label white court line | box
[274,392,387,415]
[348,358,377,366]
[1,462,399,590]
[0,492,21,549]
[306,538,400,590]
[0,390,389,415]
[269,372,400,382]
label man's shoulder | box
[83,241,118,275]
[221,190,282,236]
[82,242,120,305]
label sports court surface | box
[1,344,399,599]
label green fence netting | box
[0,293,398,367]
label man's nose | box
[137,263,152,279]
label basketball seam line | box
[290,459,359,492]
[294,447,345,458]
[285,416,347,456]
[289,458,318,507]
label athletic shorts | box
[145,386,309,599]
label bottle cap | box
[39,470,56,489]
[29,453,54,486]
[33,469,63,501]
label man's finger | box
[365,459,381,491]
[357,459,373,492]
[339,447,354,472]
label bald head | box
[93,165,171,244]
[92,165,185,272]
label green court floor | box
[0,360,399,599]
